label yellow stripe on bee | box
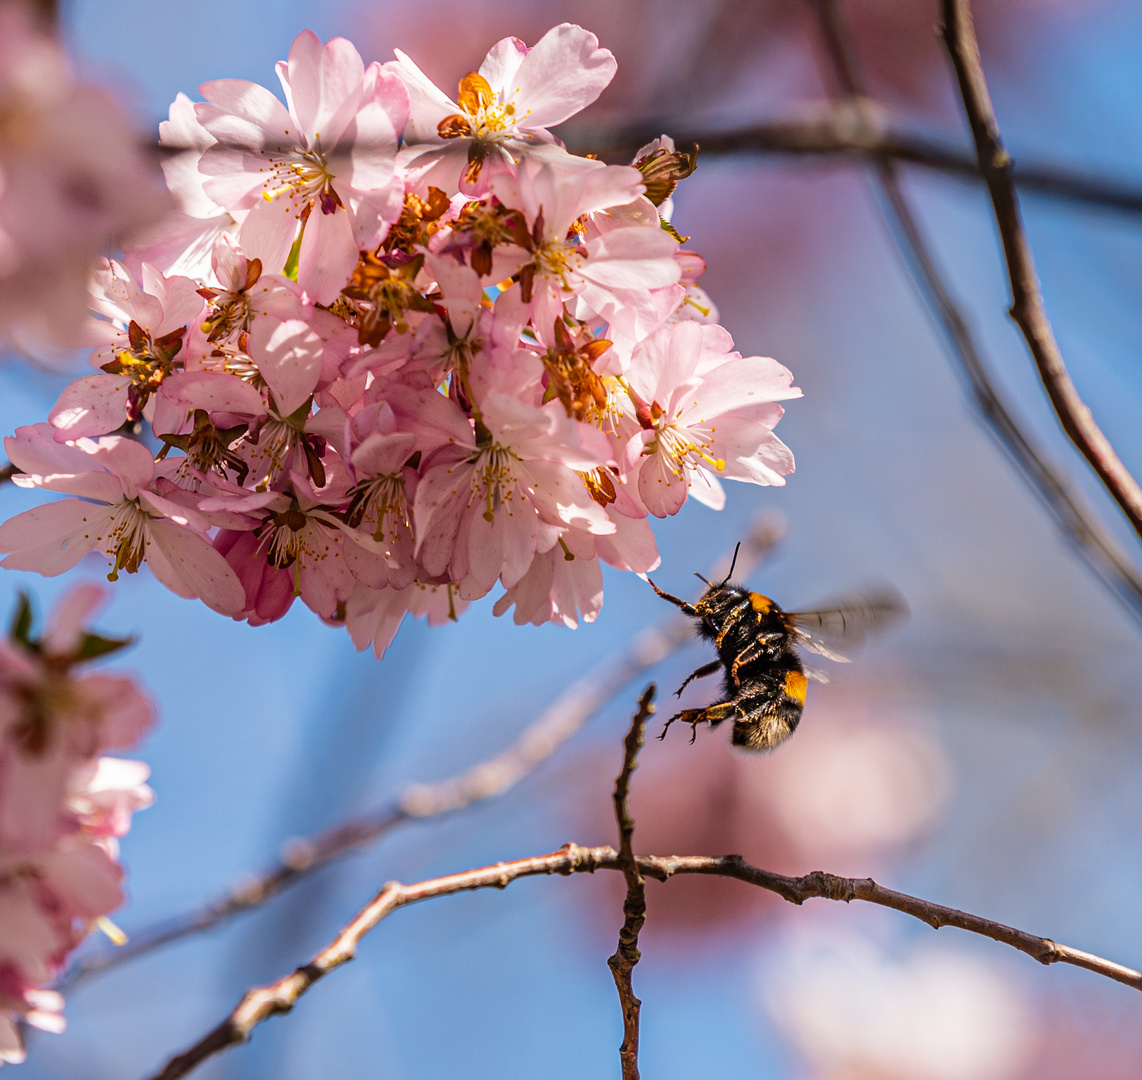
[784,670,808,703]
[748,592,772,614]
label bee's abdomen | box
[728,666,806,752]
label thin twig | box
[141,843,1142,1080]
[941,0,1142,546]
[607,686,655,1080]
[66,521,782,988]
[577,102,1142,216]
[805,0,1142,628]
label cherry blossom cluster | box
[0,2,167,354]
[0,585,153,1063]
[0,25,801,655]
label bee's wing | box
[785,588,908,663]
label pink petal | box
[197,79,294,149]
[163,370,267,416]
[637,452,688,518]
[6,423,101,478]
[249,317,323,417]
[71,675,154,749]
[137,488,207,532]
[686,469,726,510]
[582,225,681,290]
[87,436,155,499]
[595,512,660,574]
[296,202,358,305]
[278,32,365,148]
[238,194,301,279]
[0,500,102,574]
[509,24,617,130]
[147,518,247,614]
[43,582,107,655]
[479,36,529,93]
[48,375,129,440]
[387,51,456,144]
[40,844,123,918]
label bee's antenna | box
[694,572,711,585]
[719,541,742,587]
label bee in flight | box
[648,545,906,751]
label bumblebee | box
[648,545,906,751]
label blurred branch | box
[607,686,655,1080]
[941,0,1142,546]
[65,520,783,988]
[141,843,1142,1080]
[578,101,1142,216]
[803,0,1142,628]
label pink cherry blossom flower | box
[406,346,617,598]
[343,428,419,590]
[196,30,409,303]
[195,235,306,345]
[209,471,363,624]
[48,259,203,441]
[392,23,617,195]
[625,322,802,517]
[488,159,681,346]
[0,425,245,614]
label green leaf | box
[73,632,136,663]
[9,592,34,648]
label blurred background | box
[5,0,1142,1075]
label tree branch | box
[577,102,1142,216]
[804,0,1142,628]
[607,686,655,1080]
[941,0,1142,546]
[141,844,1142,1080]
[66,522,783,988]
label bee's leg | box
[690,700,738,742]
[714,599,752,648]
[675,659,722,697]
[659,700,738,744]
[729,637,770,684]
[646,577,699,617]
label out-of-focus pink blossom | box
[0,586,154,1062]
[0,8,168,353]
[763,929,1037,1080]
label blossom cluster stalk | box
[0,23,802,654]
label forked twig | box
[141,843,1142,1080]
[607,686,655,1080]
